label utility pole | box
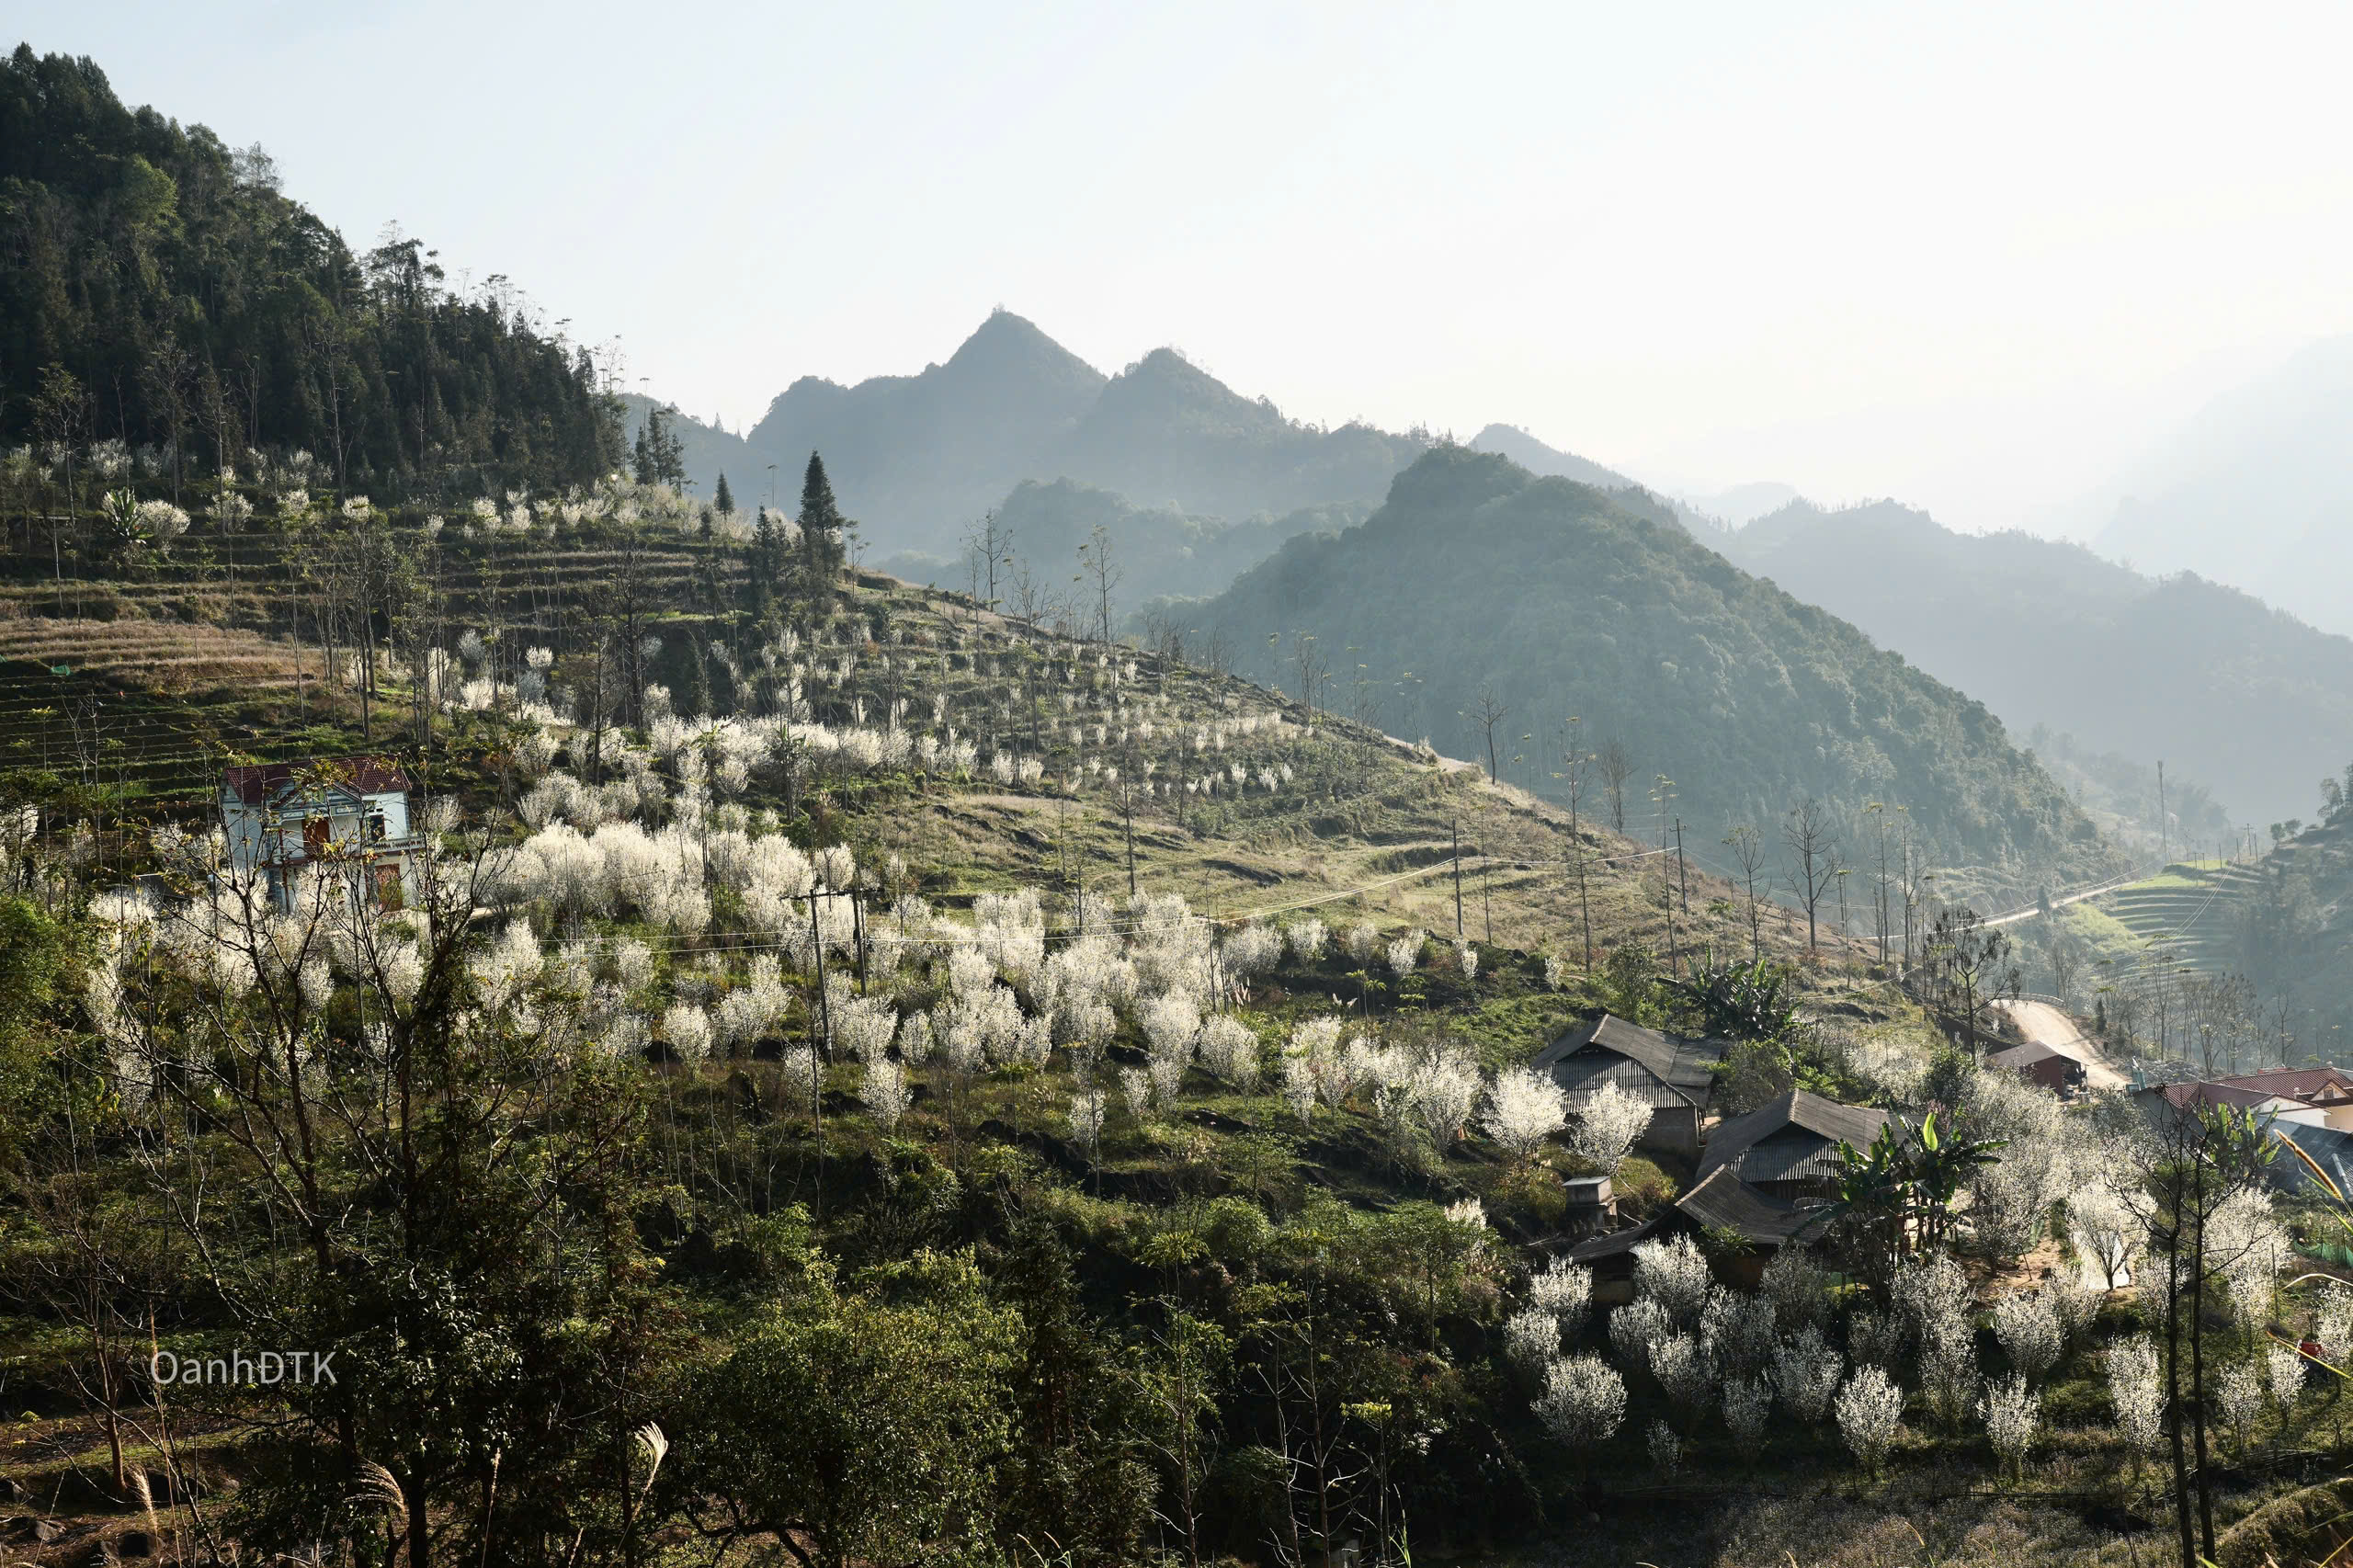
[1674,817,1689,916]
[2157,759,2168,866]
[1451,817,1464,938]
[807,892,831,1221]
[1481,849,1493,944]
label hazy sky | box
[30,1,2353,529]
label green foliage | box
[681,1247,1022,1568]
[0,893,81,1166]
[0,46,620,492]
[1670,948,1801,1040]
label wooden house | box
[1532,1014,1724,1160]
[1693,1089,1896,1205]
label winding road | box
[1994,998,2129,1092]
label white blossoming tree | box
[1569,1081,1651,1174]
[1477,1066,1566,1163]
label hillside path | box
[1980,873,2140,928]
[1995,998,2128,1092]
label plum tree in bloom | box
[1068,1087,1107,1161]
[1649,1332,1712,1419]
[1504,1308,1558,1375]
[1722,1376,1771,1449]
[1222,922,1282,984]
[1760,1245,1832,1335]
[1345,922,1379,965]
[1701,1290,1778,1381]
[2068,1182,2138,1291]
[663,1003,713,1065]
[1992,1290,2063,1383]
[2218,1363,2263,1456]
[863,1058,911,1131]
[1479,1067,1566,1161]
[1635,1419,1678,1477]
[1385,929,1427,979]
[1198,1016,1261,1089]
[1544,953,1568,991]
[1569,1081,1651,1173]
[1454,939,1477,980]
[2267,1342,2305,1422]
[1771,1324,1844,1423]
[1978,1372,2039,1479]
[1120,1066,1155,1121]
[896,1011,935,1064]
[1535,1354,1626,1454]
[2321,1288,2353,1369]
[2107,1335,2164,1460]
[1835,1365,1904,1474]
[1141,992,1202,1061]
[1528,1257,1593,1338]
[1287,917,1326,962]
[1608,1297,1671,1369]
[1632,1234,1713,1330]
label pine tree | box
[676,640,710,719]
[799,450,848,583]
[714,471,734,514]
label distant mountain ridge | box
[639,312,1433,560]
[1719,496,2353,829]
[1199,447,2121,901]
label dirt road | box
[1995,998,2128,1091]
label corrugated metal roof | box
[1674,1167,1826,1244]
[1534,1013,1724,1111]
[1697,1090,1894,1185]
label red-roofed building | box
[217,756,421,910]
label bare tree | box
[1724,823,1768,961]
[1462,686,1510,784]
[961,510,1016,611]
[1290,631,1330,716]
[1597,739,1632,833]
[1078,523,1121,644]
[1781,797,1841,957]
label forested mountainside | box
[0,47,620,495]
[1722,496,2353,828]
[644,312,1430,560]
[878,478,1368,608]
[2096,334,2353,638]
[1201,447,2122,903]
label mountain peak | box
[943,309,1105,389]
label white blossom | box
[1569,1080,1651,1172]
[1992,1290,2063,1383]
[1632,1234,1713,1329]
[1771,1324,1844,1423]
[863,1057,912,1130]
[2107,1335,2165,1457]
[1479,1066,1566,1160]
[1979,1372,2040,1474]
[1835,1365,1904,1472]
[1535,1354,1626,1450]
[1528,1257,1593,1338]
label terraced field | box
[2086,857,2265,972]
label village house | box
[1694,1088,1898,1206]
[1566,1166,1830,1301]
[218,756,422,912]
[1984,1040,2088,1096]
[1532,1013,1724,1160]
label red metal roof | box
[2214,1068,2353,1102]
[220,756,412,806]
